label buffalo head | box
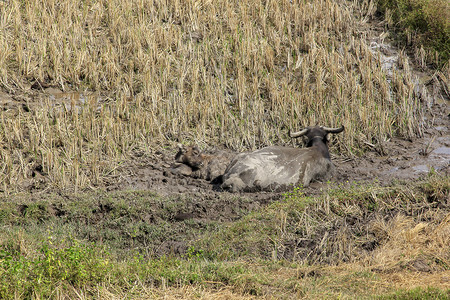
[175,144,205,169]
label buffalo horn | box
[321,125,345,133]
[289,128,309,138]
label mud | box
[335,112,449,185]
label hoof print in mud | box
[173,212,195,221]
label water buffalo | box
[221,125,344,192]
[173,144,236,182]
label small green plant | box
[0,235,110,299]
[282,186,305,200]
[37,237,110,285]
[185,246,205,261]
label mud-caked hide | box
[173,144,236,182]
[221,125,344,192]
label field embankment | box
[0,175,448,298]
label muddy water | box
[49,90,88,105]
[366,32,449,181]
[1,88,101,113]
[44,89,101,112]
[369,40,397,77]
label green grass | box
[378,287,450,299]
[0,235,109,299]
[376,0,450,67]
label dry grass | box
[367,213,450,272]
[0,0,425,191]
[52,284,259,300]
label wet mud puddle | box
[45,89,102,112]
[335,29,450,183]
